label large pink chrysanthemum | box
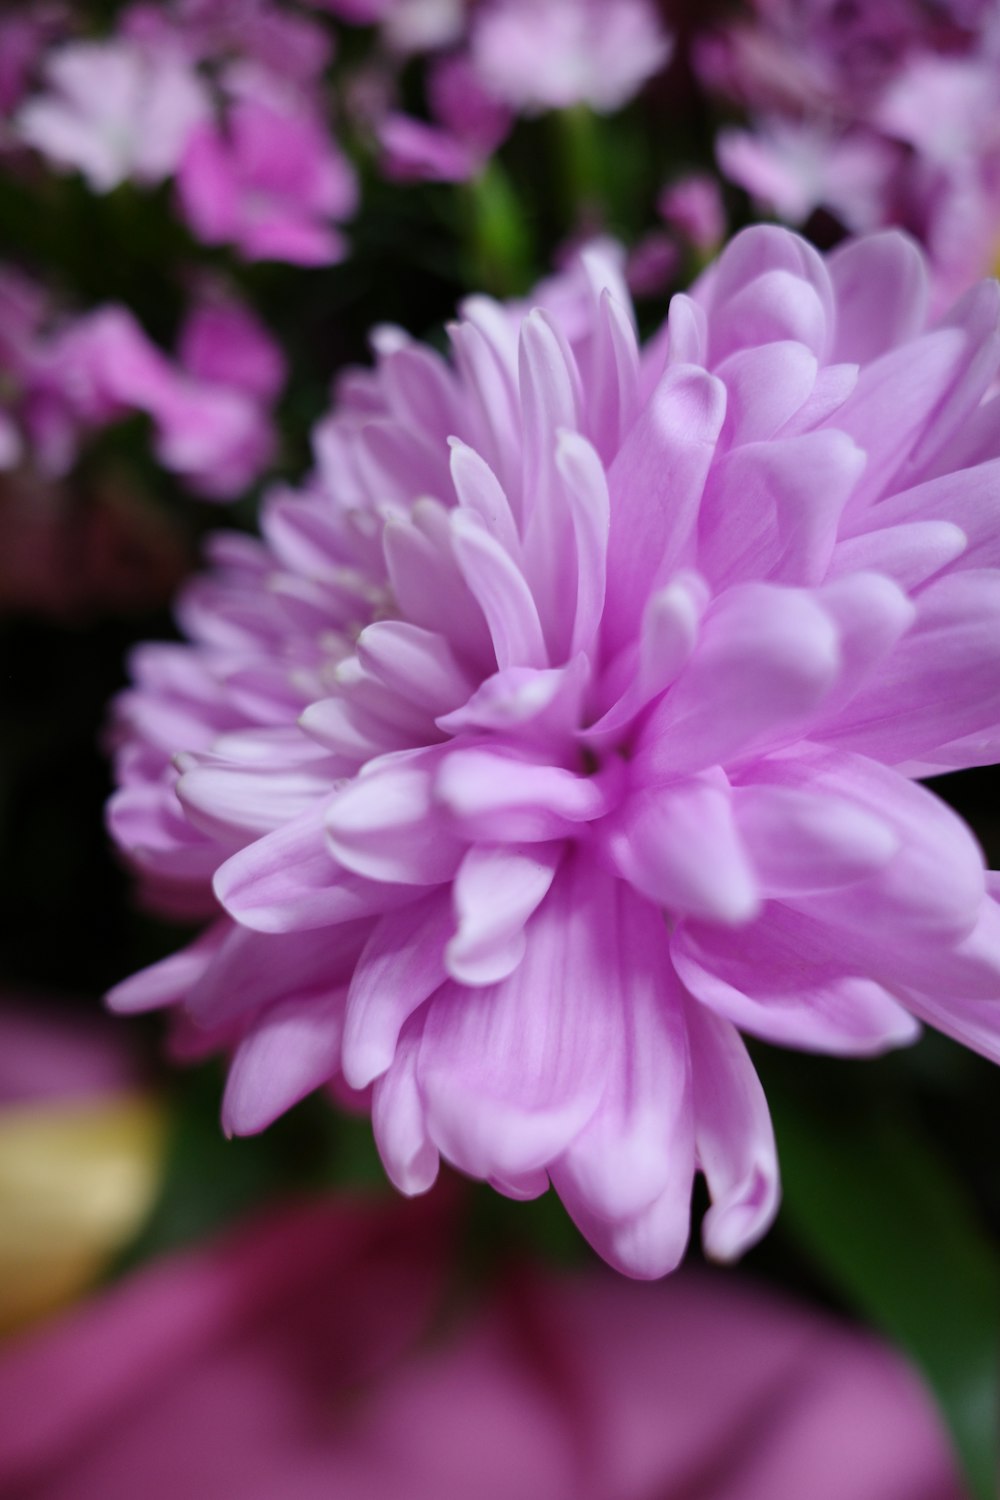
[108,226,1000,1277]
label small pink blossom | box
[469,0,673,115]
[378,113,485,183]
[14,295,283,499]
[177,96,358,265]
[108,227,1000,1277]
[177,295,287,406]
[716,122,899,235]
[701,3,1000,304]
[379,54,512,183]
[16,38,211,192]
[123,0,335,82]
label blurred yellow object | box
[0,1094,166,1335]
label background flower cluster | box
[2,2,999,1497]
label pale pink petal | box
[555,889,693,1224]
[636,583,840,777]
[415,855,616,1181]
[696,429,865,588]
[215,809,415,931]
[604,365,727,653]
[827,231,929,365]
[684,995,780,1261]
[222,986,347,1135]
[343,893,453,1089]
[326,753,465,885]
[445,842,563,985]
[603,771,760,924]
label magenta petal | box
[704,226,834,363]
[553,1168,693,1280]
[357,619,474,717]
[821,569,1000,765]
[555,430,611,658]
[186,922,369,1029]
[811,571,916,720]
[904,988,1000,1067]
[518,309,581,507]
[829,520,966,591]
[449,438,521,559]
[176,755,339,841]
[712,270,830,363]
[844,458,1000,573]
[715,340,818,446]
[747,748,986,949]
[696,429,864,589]
[733,781,898,897]
[835,327,971,516]
[450,510,549,671]
[435,748,616,841]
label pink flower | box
[378,55,512,183]
[700,3,1000,305]
[176,294,287,406]
[315,0,467,55]
[716,121,899,235]
[347,0,673,185]
[122,0,335,83]
[108,227,1000,1277]
[0,270,277,492]
[469,0,673,115]
[176,96,358,265]
[29,298,282,499]
[0,1193,967,1499]
[16,38,210,192]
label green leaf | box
[766,1071,999,1499]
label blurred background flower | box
[0,996,165,1335]
[0,1191,968,1499]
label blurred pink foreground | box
[0,1191,964,1500]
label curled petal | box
[683,994,780,1261]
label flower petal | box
[684,994,780,1261]
[222,986,347,1136]
[603,771,759,924]
[445,842,563,986]
[416,854,615,1180]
